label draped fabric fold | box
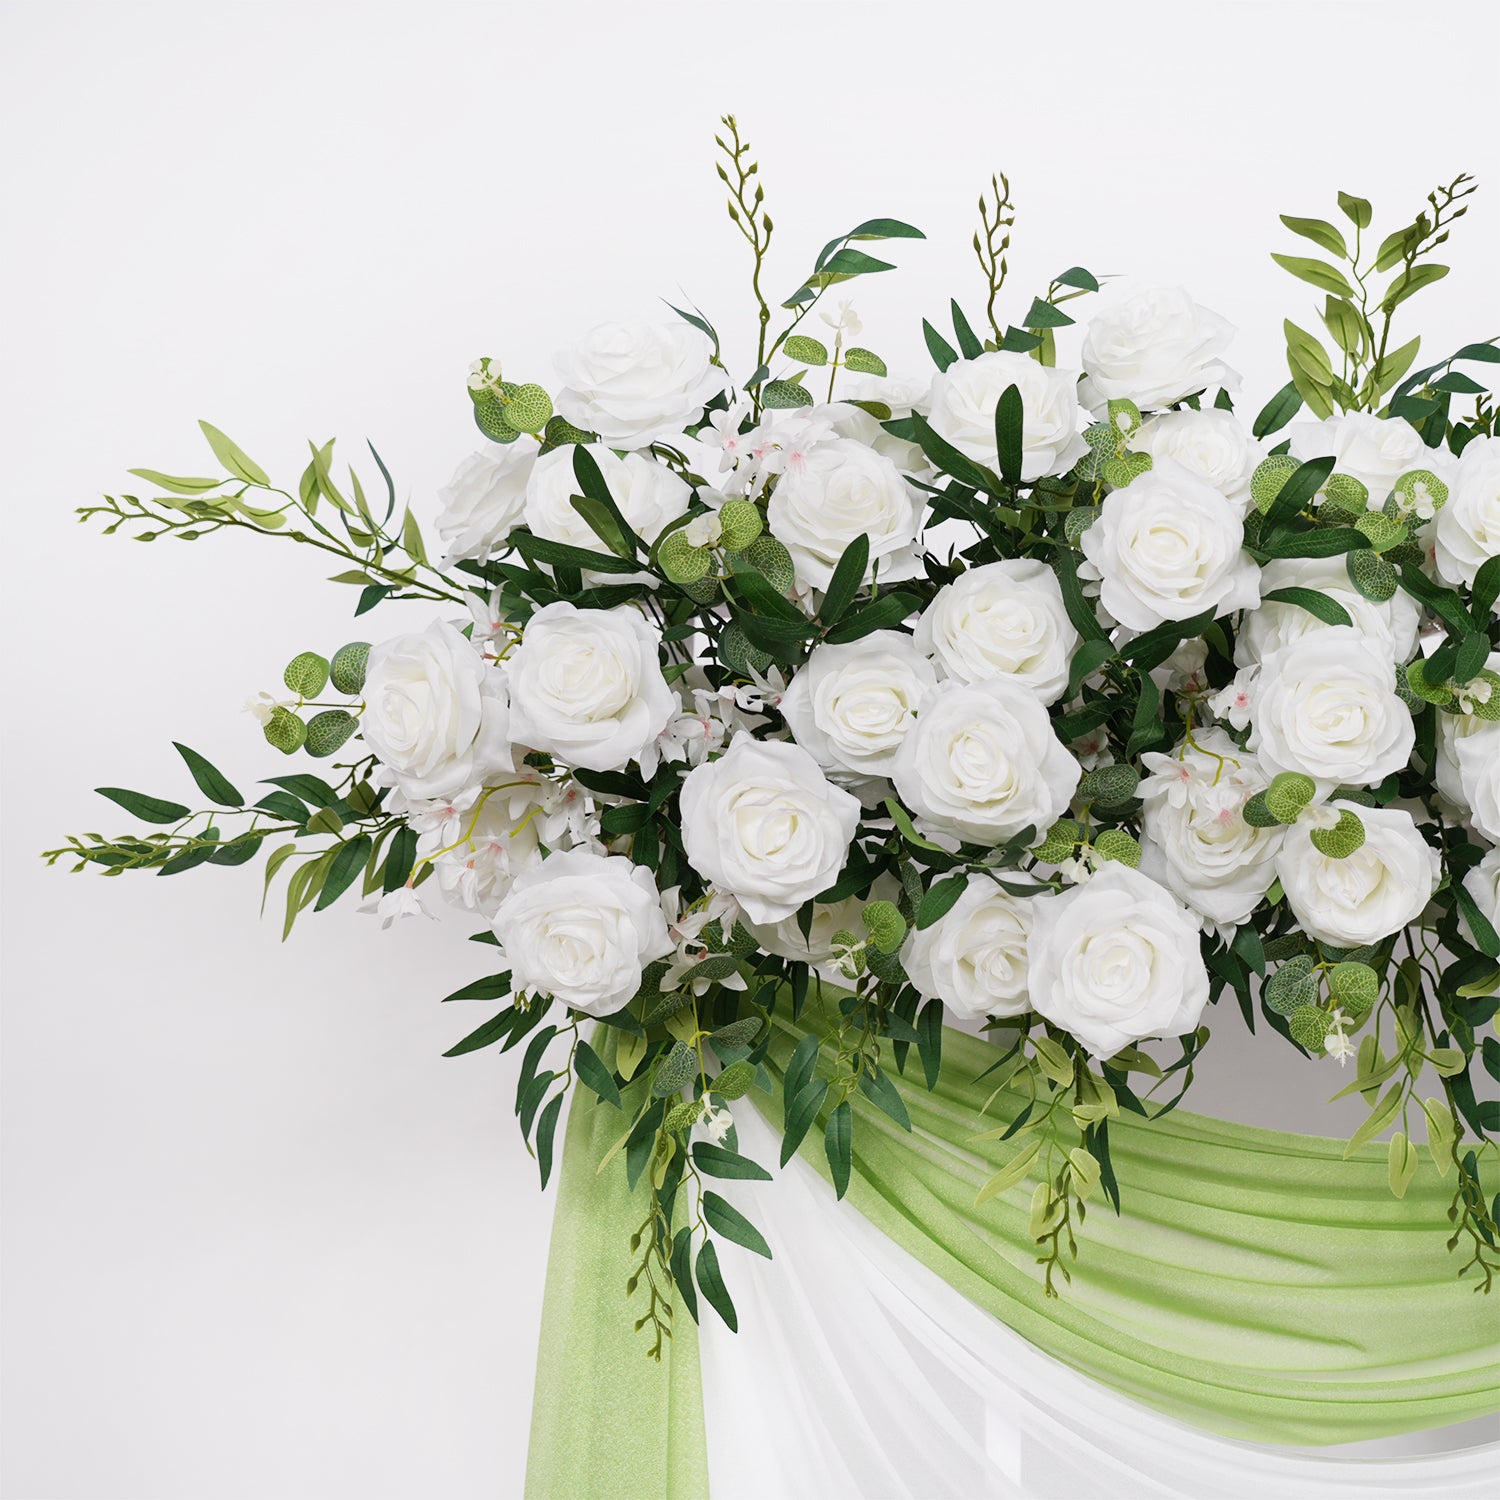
[752,1009,1499,1446]
[525,1012,1498,1498]
[524,1036,709,1500]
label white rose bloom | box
[1027,863,1210,1057]
[767,436,923,591]
[1235,555,1422,667]
[363,620,513,801]
[524,444,692,550]
[1138,728,1284,930]
[902,874,1040,1019]
[435,443,534,564]
[1461,847,1500,948]
[1434,436,1500,593]
[925,351,1088,481]
[1247,627,1414,791]
[1435,653,1500,815]
[1079,458,1261,631]
[1275,802,1439,948]
[506,602,674,772]
[553,321,727,448]
[679,737,861,924]
[891,678,1081,845]
[847,373,930,417]
[1129,409,1261,515]
[493,848,673,1017]
[1287,412,1433,504]
[816,399,928,473]
[744,876,901,967]
[779,630,936,777]
[914,559,1080,704]
[1079,286,1238,411]
[1456,731,1500,843]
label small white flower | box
[242,691,283,727]
[1325,1029,1357,1065]
[681,511,723,549]
[819,298,863,340]
[362,885,432,930]
[465,587,509,643]
[700,1101,734,1144]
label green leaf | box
[1345,1081,1403,1156]
[703,1190,773,1259]
[573,1039,622,1108]
[1280,215,1349,259]
[783,335,829,366]
[198,420,269,486]
[1023,296,1074,329]
[1065,638,1115,702]
[821,591,919,644]
[885,796,946,852]
[1382,263,1449,313]
[1271,253,1355,298]
[1336,191,1373,230]
[171,743,244,808]
[1259,587,1353,628]
[304,709,358,758]
[95,787,190,824]
[535,1091,564,1188]
[858,1066,911,1130]
[692,1143,772,1181]
[950,300,984,359]
[1388,1130,1418,1198]
[515,532,641,576]
[1472,555,1500,624]
[819,534,869,625]
[994,382,1023,487]
[127,468,226,496]
[917,872,968,930]
[1252,380,1303,440]
[695,1239,737,1331]
[974,1136,1041,1206]
[923,319,959,372]
[1265,456,1336,529]
[670,1226,699,1323]
[443,1007,517,1058]
[917,999,943,1090]
[842,347,887,376]
[825,1099,853,1199]
[780,1077,829,1167]
[761,378,814,409]
[1054,266,1099,292]
[283,651,330,698]
[400,508,429,566]
[314,834,372,911]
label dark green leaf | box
[573,1039,622,1108]
[923,319,959,372]
[703,1190,773,1259]
[916,999,943,1090]
[825,1100,853,1199]
[443,1007,518,1058]
[821,591,918,644]
[818,534,869,625]
[950,300,983,359]
[1259,587,1353,627]
[994,382,1023,487]
[692,1142,773,1181]
[857,1066,911,1130]
[916,872,968,930]
[382,825,417,892]
[172,743,243,807]
[441,972,512,1003]
[535,1092,564,1187]
[1265,456,1335,529]
[780,1077,829,1166]
[1252,381,1303,439]
[695,1239,737,1330]
[1023,296,1074,329]
[671,1227,699,1323]
[514,532,640,575]
[95,787,190,824]
[314,834,372,911]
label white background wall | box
[3,2,1497,1496]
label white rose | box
[744,876,901,967]
[1275,801,1439,948]
[914,558,1080,705]
[679,736,861,923]
[1287,412,1433,504]
[1079,458,1261,631]
[1128,409,1261,514]
[891,678,1081,845]
[1235,555,1422,667]
[1434,436,1500,593]
[506,602,674,772]
[435,443,535,564]
[493,848,673,1016]
[1456,730,1500,843]
[767,437,923,590]
[1079,286,1238,411]
[926,351,1088,480]
[1461,847,1500,947]
[779,630,936,777]
[524,444,692,550]
[1247,627,1414,791]
[1435,652,1500,816]
[847,373,930,417]
[363,620,512,801]
[553,321,727,448]
[1138,728,1283,930]
[902,874,1040,1019]
[817,399,928,473]
[1027,863,1210,1057]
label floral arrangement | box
[51,119,1500,1346]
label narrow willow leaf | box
[702,1190,773,1259]
[916,872,968,930]
[975,1136,1041,1206]
[1259,587,1353,627]
[780,1078,828,1167]
[917,999,943,1090]
[692,1142,772,1181]
[1344,1082,1403,1157]
[857,1067,911,1131]
[198,420,269,486]
[825,1099,853,1199]
[314,834,372,911]
[695,1239,737,1331]
[572,1039,622,1108]
[994,382,1023,486]
[1387,1131,1418,1198]
[95,787,190,824]
[671,1227,699,1323]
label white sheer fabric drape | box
[698,1106,1500,1500]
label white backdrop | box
[3,2,1497,1496]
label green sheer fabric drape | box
[524,1036,709,1500]
[526,1010,1498,1495]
